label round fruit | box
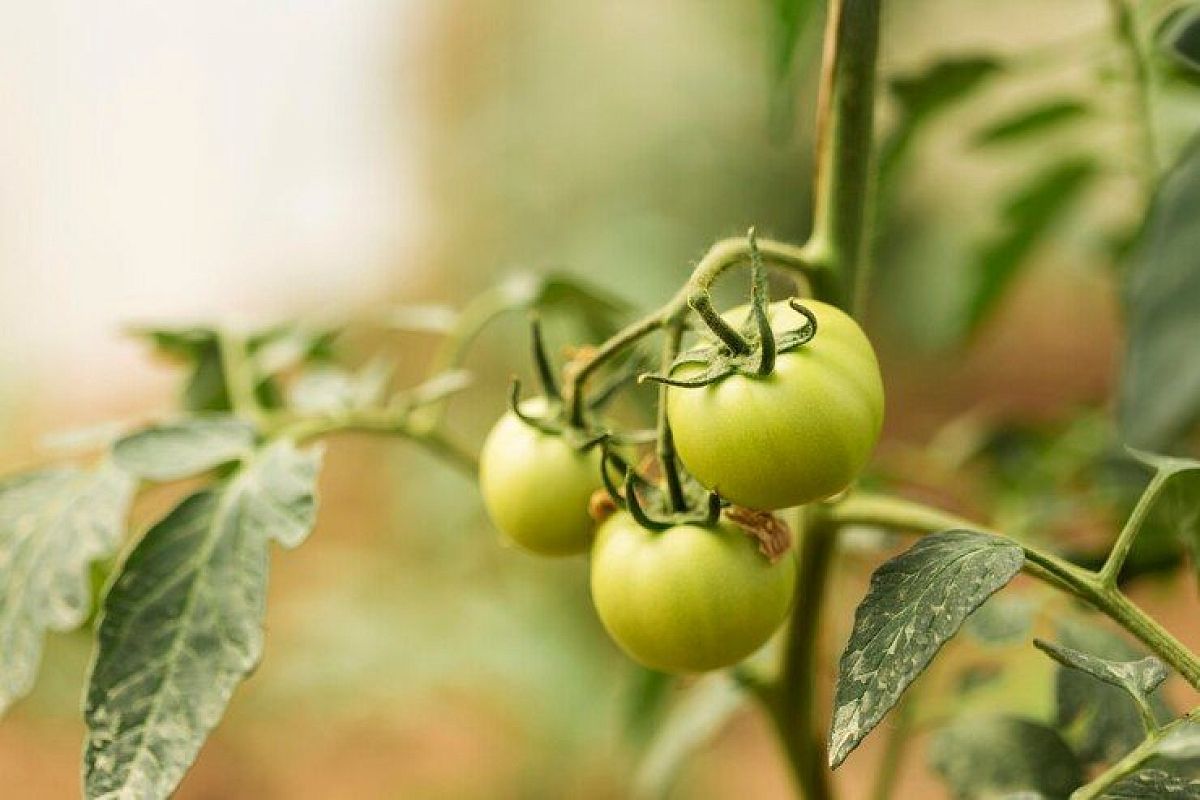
[589,512,796,672]
[666,299,884,511]
[479,401,602,556]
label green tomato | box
[478,402,602,556]
[589,512,796,672]
[666,299,884,511]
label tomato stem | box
[656,321,688,512]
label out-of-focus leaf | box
[129,323,335,414]
[1119,137,1200,451]
[388,304,460,334]
[633,673,744,800]
[1052,618,1174,764]
[1034,639,1167,719]
[0,463,134,716]
[1103,769,1200,798]
[84,440,323,800]
[928,715,1083,799]
[531,273,633,341]
[112,416,257,482]
[971,99,1090,148]
[966,156,1098,331]
[288,359,394,415]
[768,0,819,80]
[829,530,1024,768]
[879,56,1004,181]
[965,595,1037,647]
[1158,4,1200,78]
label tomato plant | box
[3,1,1200,798]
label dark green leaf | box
[1053,618,1174,764]
[633,673,744,799]
[829,530,1024,768]
[1119,137,1200,451]
[531,273,633,341]
[84,440,323,799]
[971,99,1090,148]
[1035,638,1167,713]
[1103,769,1200,799]
[112,416,257,482]
[928,715,1083,799]
[0,463,134,715]
[966,157,1098,330]
[1157,4,1200,78]
[890,57,1005,120]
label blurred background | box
[2,0,1198,797]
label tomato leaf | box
[1119,136,1200,451]
[0,462,134,717]
[970,98,1090,148]
[112,416,258,482]
[1051,617,1174,765]
[963,594,1037,647]
[928,715,1084,799]
[633,673,744,799]
[83,440,323,800]
[1103,769,1200,799]
[829,530,1024,768]
[1034,638,1167,711]
[965,156,1098,331]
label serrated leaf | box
[633,673,744,800]
[1035,639,1167,709]
[112,417,257,482]
[829,530,1024,768]
[1119,136,1200,451]
[1053,618,1174,765]
[1102,769,1200,799]
[972,99,1090,148]
[966,156,1098,331]
[0,463,134,716]
[928,715,1083,799]
[84,440,323,800]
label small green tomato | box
[666,299,884,511]
[589,512,796,672]
[478,401,601,556]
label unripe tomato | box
[479,401,602,556]
[666,299,883,511]
[589,512,796,672]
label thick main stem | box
[773,512,837,800]
[804,0,882,315]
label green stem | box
[269,408,479,477]
[1106,0,1159,195]
[1098,469,1168,587]
[563,236,818,426]
[829,491,1200,689]
[217,330,265,427]
[655,322,687,512]
[1071,708,1200,800]
[803,0,882,315]
[771,511,837,800]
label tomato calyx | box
[643,231,819,390]
[724,506,793,563]
[599,448,723,531]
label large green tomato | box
[479,402,602,556]
[666,299,883,511]
[589,512,796,672]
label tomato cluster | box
[478,298,883,673]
